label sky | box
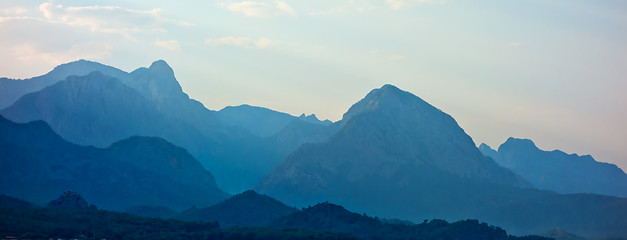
[0,0,626,170]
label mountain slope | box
[217,105,333,138]
[0,116,227,210]
[257,84,627,238]
[0,59,129,109]
[218,104,299,137]
[480,138,627,198]
[0,60,311,193]
[178,190,298,227]
[257,84,529,211]
[1,71,172,147]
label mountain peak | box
[501,137,538,151]
[149,59,173,72]
[341,84,436,122]
[380,83,402,92]
[299,113,319,121]
[128,60,184,101]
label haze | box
[0,0,625,170]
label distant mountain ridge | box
[257,84,627,238]
[0,115,227,210]
[258,85,530,211]
[0,59,129,109]
[0,60,331,193]
[479,138,627,198]
[218,104,332,138]
[1,71,170,147]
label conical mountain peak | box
[341,84,438,122]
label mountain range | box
[1,60,626,238]
[0,60,330,194]
[0,115,227,210]
[257,85,530,212]
[257,85,627,238]
[480,138,627,198]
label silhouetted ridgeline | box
[0,193,550,240]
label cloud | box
[385,0,436,10]
[154,39,181,50]
[1,7,28,15]
[0,16,34,22]
[11,42,113,66]
[205,36,274,49]
[510,41,522,47]
[218,1,295,18]
[36,2,193,39]
[309,1,375,16]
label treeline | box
[270,203,552,240]
[0,207,355,240]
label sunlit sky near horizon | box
[1,0,626,170]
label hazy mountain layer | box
[479,138,627,198]
[258,84,529,209]
[0,60,129,109]
[257,84,627,238]
[0,60,297,193]
[0,116,227,211]
[1,71,174,147]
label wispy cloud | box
[385,0,437,10]
[510,41,522,47]
[12,42,113,65]
[36,2,193,39]
[309,1,375,16]
[205,36,274,49]
[155,39,181,51]
[38,2,160,38]
[218,1,295,18]
[1,7,28,15]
